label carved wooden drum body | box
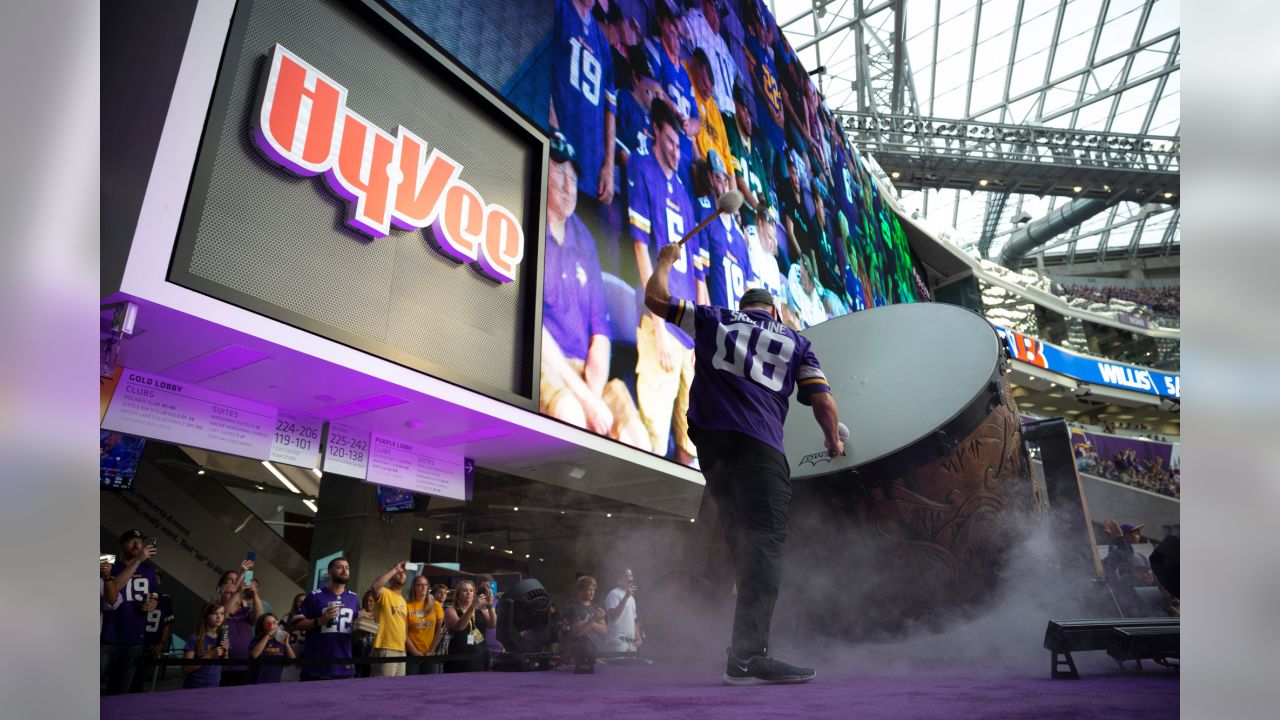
[779,303,1041,640]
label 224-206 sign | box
[252,43,526,283]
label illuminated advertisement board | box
[167,0,547,408]
[996,327,1181,399]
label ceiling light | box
[891,171,900,179]
[525,554,531,559]
[255,485,265,491]
[1103,184,1111,192]
[979,179,988,187]
[302,499,318,513]
[606,513,613,518]
[1073,186,1083,193]
[513,506,519,511]
[690,518,696,523]
[418,527,424,532]
[435,535,441,540]
[490,545,495,550]
[262,460,301,493]
[466,540,473,544]
[444,534,450,538]
[197,469,205,475]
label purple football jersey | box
[101,560,158,645]
[142,594,175,649]
[298,587,359,679]
[667,300,831,454]
[698,203,756,309]
[551,0,616,197]
[544,213,610,361]
[628,153,702,347]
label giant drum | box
[777,302,1042,641]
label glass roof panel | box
[1095,3,1145,59]
[1050,29,1094,84]
[1142,0,1180,42]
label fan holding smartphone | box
[215,551,264,686]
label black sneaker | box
[723,652,816,685]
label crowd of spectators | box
[1074,443,1180,498]
[100,536,646,694]
[541,0,922,469]
[1063,283,1180,316]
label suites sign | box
[253,43,525,283]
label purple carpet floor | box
[102,663,1178,719]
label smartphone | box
[405,562,424,574]
[145,537,158,548]
[100,554,116,565]
[243,551,256,586]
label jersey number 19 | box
[568,37,602,106]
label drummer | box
[644,244,845,686]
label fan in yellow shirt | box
[405,575,446,675]
[370,562,410,677]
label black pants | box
[694,428,793,660]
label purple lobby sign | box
[365,432,466,501]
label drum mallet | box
[675,190,745,247]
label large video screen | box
[539,0,921,464]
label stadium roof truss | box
[775,0,1180,263]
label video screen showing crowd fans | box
[540,0,921,464]
[101,431,147,490]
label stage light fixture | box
[495,578,553,657]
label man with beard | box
[292,557,359,681]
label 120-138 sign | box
[253,44,525,283]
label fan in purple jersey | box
[551,0,617,204]
[543,132,651,451]
[216,561,264,686]
[615,45,660,165]
[644,247,845,686]
[697,150,756,308]
[655,1,701,188]
[100,529,159,695]
[139,570,175,674]
[628,98,707,464]
[292,556,360,681]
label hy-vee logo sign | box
[253,44,524,283]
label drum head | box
[783,303,999,478]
